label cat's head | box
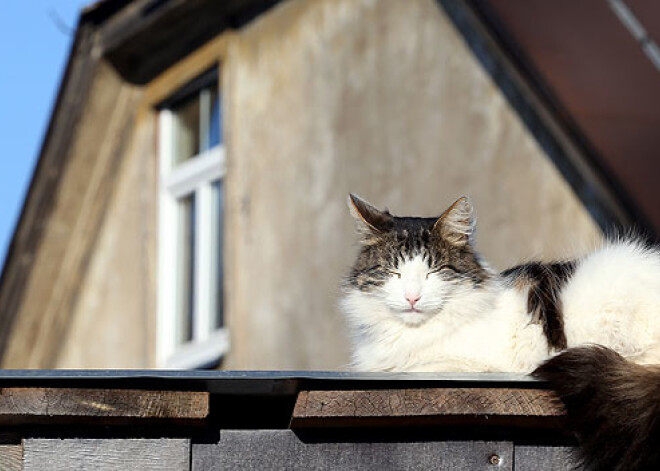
[345,194,492,326]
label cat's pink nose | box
[405,293,421,307]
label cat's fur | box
[534,346,660,471]
[342,194,660,372]
[341,194,660,471]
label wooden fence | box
[0,371,577,470]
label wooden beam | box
[0,388,208,424]
[291,388,565,428]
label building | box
[1,0,658,370]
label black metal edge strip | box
[0,370,547,396]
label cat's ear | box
[348,194,393,236]
[433,197,475,246]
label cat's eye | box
[426,265,457,279]
[389,271,401,279]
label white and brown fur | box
[342,195,660,470]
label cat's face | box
[346,194,491,326]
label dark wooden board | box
[23,438,190,471]
[193,430,513,471]
[0,388,208,423]
[292,388,564,428]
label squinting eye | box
[389,271,401,279]
[426,265,457,279]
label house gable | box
[0,0,646,368]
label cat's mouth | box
[386,302,440,318]
[393,304,443,318]
[404,307,423,314]
[392,306,434,326]
[396,306,434,316]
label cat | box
[341,194,660,372]
[341,194,660,471]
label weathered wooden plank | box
[193,430,513,471]
[0,444,23,471]
[292,388,564,428]
[0,388,208,423]
[514,446,579,471]
[24,438,190,471]
[514,445,579,471]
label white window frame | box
[157,85,229,369]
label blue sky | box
[0,1,91,269]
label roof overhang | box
[470,0,660,236]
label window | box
[157,69,228,368]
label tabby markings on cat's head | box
[346,194,492,326]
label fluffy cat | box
[341,194,660,372]
[341,194,660,471]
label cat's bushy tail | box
[533,345,660,471]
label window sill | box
[164,329,229,369]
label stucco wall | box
[0,61,154,368]
[223,0,601,369]
[55,107,158,368]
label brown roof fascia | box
[464,0,656,239]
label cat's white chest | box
[347,287,548,373]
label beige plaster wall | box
[223,0,602,369]
[55,112,158,368]
[0,62,152,368]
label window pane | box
[176,194,196,344]
[207,87,222,149]
[210,180,224,329]
[172,94,200,164]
